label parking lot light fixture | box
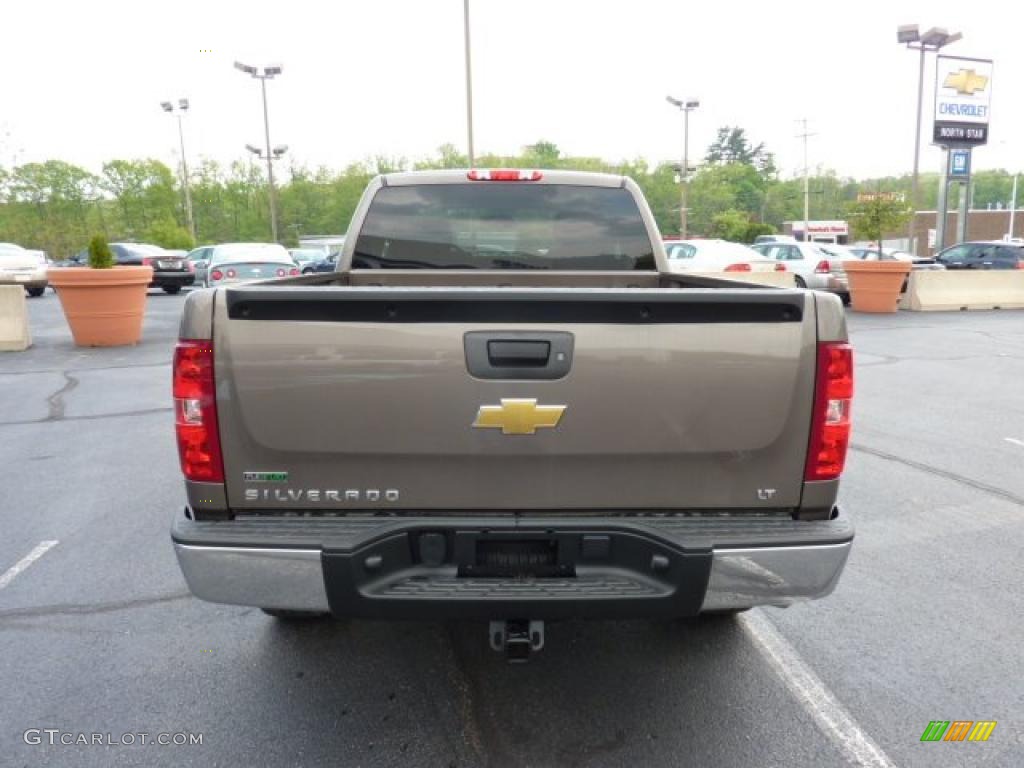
[897,24,920,44]
[899,23,962,253]
[666,95,699,238]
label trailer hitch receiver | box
[489,620,545,662]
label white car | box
[750,241,847,294]
[0,242,49,297]
[664,239,785,275]
[205,243,298,288]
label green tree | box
[523,140,561,169]
[101,159,178,237]
[848,196,912,248]
[707,209,751,241]
[146,220,194,249]
[688,163,767,235]
[705,127,775,177]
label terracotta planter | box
[48,266,154,346]
[842,260,912,313]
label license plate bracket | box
[457,533,572,577]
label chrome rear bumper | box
[173,516,852,615]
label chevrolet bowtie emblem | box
[472,399,566,435]
[943,69,988,96]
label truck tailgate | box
[213,287,816,511]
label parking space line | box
[1004,438,1024,448]
[0,540,59,591]
[741,610,895,768]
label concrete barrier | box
[0,285,32,351]
[690,271,796,288]
[904,270,1024,311]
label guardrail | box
[903,271,1024,311]
[0,286,32,351]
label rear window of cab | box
[353,184,655,270]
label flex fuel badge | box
[243,471,289,483]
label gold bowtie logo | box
[472,399,566,435]
[943,69,988,96]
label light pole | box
[235,61,284,242]
[666,96,699,238]
[897,24,962,252]
[245,143,288,236]
[463,0,475,165]
[160,99,195,241]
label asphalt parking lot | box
[2,289,1022,767]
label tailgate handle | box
[465,331,574,380]
[487,340,550,367]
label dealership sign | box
[933,55,992,146]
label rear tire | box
[794,276,807,289]
[162,285,182,295]
[26,286,46,297]
[261,608,330,620]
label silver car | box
[205,243,298,288]
[750,241,847,294]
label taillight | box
[142,257,154,267]
[289,267,300,276]
[815,260,831,273]
[1016,261,1024,269]
[724,263,752,272]
[276,268,286,277]
[467,168,543,181]
[226,268,237,278]
[774,262,787,272]
[173,339,224,483]
[804,342,853,481]
[210,269,223,281]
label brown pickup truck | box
[171,169,854,659]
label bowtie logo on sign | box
[943,69,988,96]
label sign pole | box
[956,179,970,244]
[935,151,950,252]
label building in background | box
[900,210,1023,255]
[782,220,850,245]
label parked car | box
[64,242,194,293]
[289,248,326,269]
[205,243,299,287]
[846,246,943,269]
[753,234,798,244]
[185,245,216,286]
[933,241,1024,270]
[0,243,49,297]
[664,239,786,274]
[750,241,847,295]
[301,251,338,274]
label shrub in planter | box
[47,235,154,346]
[88,235,115,269]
